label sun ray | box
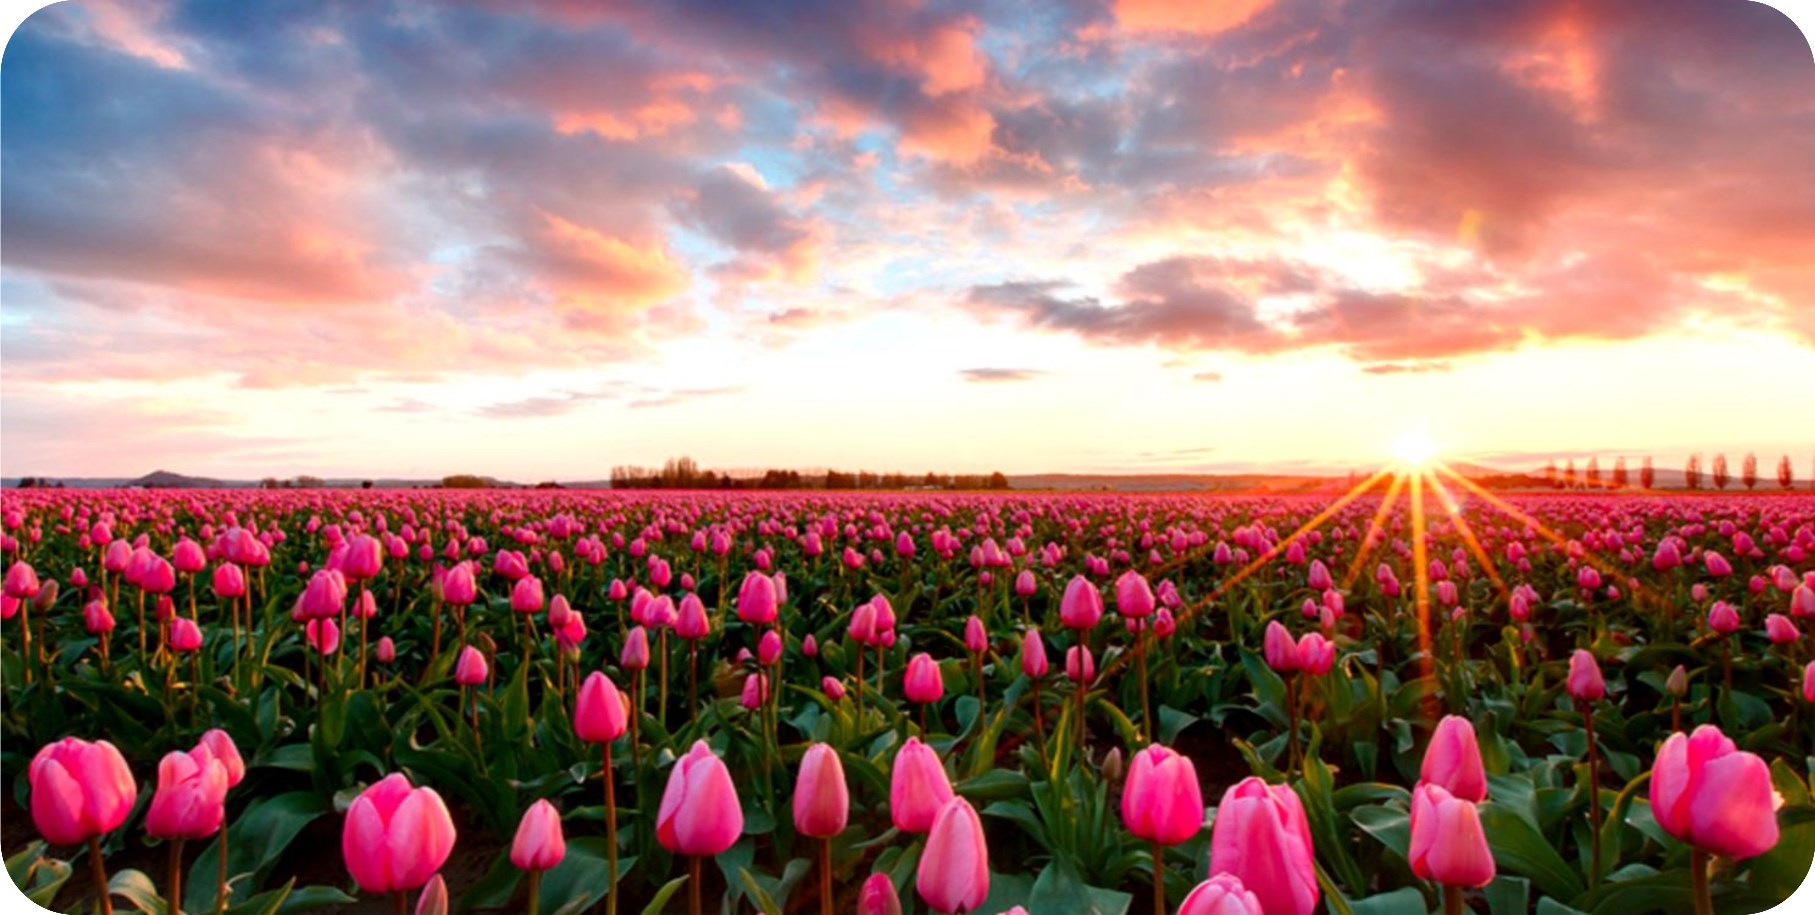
[1341,471,1407,590]
[1409,468,1435,685]
[1425,470,1512,605]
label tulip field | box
[3,482,1814,915]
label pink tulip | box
[1794,584,1815,619]
[802,633,818,657]
[146,748,229,840]
[1704,551,1733,578]
[1022,628,1049,678]
[455,646,488,686]
[1209,777,1318,915]
[1805,662,1815,703]
[1649,725,1780,859]
[793,743,849,838]
[1015,569,1037,597]
[1121,744,1204,845]
[741,672,769,709]
[198,729,245,787]
[511,799,566,872]
[1409,783,1495,887]
[676,594,710,640]
[1420,717,1487,802]
[964,615,987,654]
[415,875,448,915]
[917,797,989,915]
[1708,601,1741,635]
[1059,575,1103,630]
[29,737,137,845]
[140,556,177,594]
[656,741,744,856]
[822,676,846,700]
[1177,874,1263,915]
[170,616,203,653]
[1766,613,1800,644]
[1567,649,1605,702]
[621,626,650,671]
[377,637,397,664]
[1295,632,1334,676]
[576,672,629,743]
[857,873,903,915]
[547,595,573,629]
[441,562,478,606]
[1116,570,1155,618]
[736,571,779,624]
[759,629,783,666]
[1065,644,1095,683]
[905,653,944,703]
[4,560,41,599]
[84,599,115,634]
[1264,620,1300,673]
[307,617,341,656]
[212,562,246,599]
[890,737,955,833]
[342,773,457,893]
[511,576,545,614]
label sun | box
[1391,429,1440,468]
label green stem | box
[1691,848,1712,915]
[526,870,540,915]
[167,839,184,915]
[1152,841,1165,915]
[1442,884,1463,915]
[88,837,113,915]
[690,856,703,915]
[821,837,834,915]
[605,743,619,915]
[1585,707,1602,889]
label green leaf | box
[1742,758,1815,903]
[108,868,168,915]
[638,875,691,915]
[1351,804,1410,861]
[1478,802,1587,900]
[272,884,356,915]
[1027,858,1129,915]
[737,866,782,915]
[1485,876,1530,915]
[1348,887,1427,915]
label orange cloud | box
[1114,0,1274,35]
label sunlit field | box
[4,480,1813,915]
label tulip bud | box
[511,800,566,872]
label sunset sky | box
[3,0,1813,480]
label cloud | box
[1191,370,1226,382]
[627,386,742,409]
[1360,360,1452,375]
[958,367,1046,383]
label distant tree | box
[1564,459,1578,489]
[988,471,1010,490]
[1712,454,1730,490]
[441,474,488,489]
[295,475,326,489]
[1641,456,1655,489]
[1612,456,1628,488]
[1585,457,1601,487]
[1544,461,1558,488]
[1685,454,1702,490]
[1742,453,1757,490]
[17,477,36,489]
[361,480,374,490]
[1780,455,1795,491]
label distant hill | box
[132,469,233,489]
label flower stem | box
[167,839,185,915]
[87,838,113,915]
[526,870,540,915]
[690,856,704,915]
[1692,848,1712,915]
[605,742,619,915]
[1152,840,1165,915]
[820,837,834,915]
[1584,707,1602,889]
[1442,884,1464,915]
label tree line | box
[608,457,1011,491]
[1542,453,1807,491]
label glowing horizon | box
[3,0,1813,480]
